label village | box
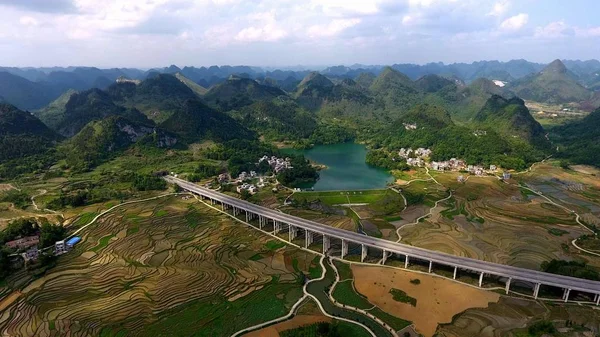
[396,147,512,181]
[3,232,80,265]
[214,155,294,196]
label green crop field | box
[293,189,390,205]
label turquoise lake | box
[284,143,393,191]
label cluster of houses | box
[236,183,258,195]
[237,170,258,181]
[4,235,40,262]
[403,122,418,130]
[398,148,432,167]
[3,234,80,263]
[431,158,467,171]
[473,130,487,137]
[258,155,293,173]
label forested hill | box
[365,103,547,170]
[553,107,600,167]
[474,95,546,145]
[0,103,62,164]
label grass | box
[91,234,115,253]
[143,283,302,337]
[184,205,203,228]
[265,240,286,251]
[281,321,371,337]
[249,253,264,261]
[308,256,323,279]
[333,261,353,281]
[368,307,411,331]
[332,281,372,310]
[293,190,389,206]
[73,212,98,227]
[389,288,417,307]
[547,228,569,236]
[384,215,403,222]
[155,209,168,217]
[126,226,139,236]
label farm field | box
[292,189,392,206]
[397,171,597,270]
[351,265,499,337]
[437,296,600,336]
[0,196,318,337]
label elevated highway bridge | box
[167,176,600,304]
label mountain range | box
[2,59,600,111]
[1,57,599,178]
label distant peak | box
[542,59,567,74]
[299,72,333,88]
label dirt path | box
[351,265,499,337]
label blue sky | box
[0,0,598,67]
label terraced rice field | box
[398,176,594,269]
[437,296,600,336]
[0,196,317,336]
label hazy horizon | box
[0,0,599,68]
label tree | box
[39,223,67,248]
[240,189,251,200]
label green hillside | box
[52,88,151,137]
[554,107,600,166]
[229,100,317,141]
[474,95,546,144]
[109,73,198,123]
[0,103,62,164]
[369,67,422,116]
[204,76,287,111]
[60,115,177,171]
[175,73,207,97]
[159,99,254,142]
[367,103,545,170]
[34,89,78,130]
[512,59,591,104]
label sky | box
[0,0,599,68]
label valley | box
[1,57,600,337]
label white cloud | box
[488,0,510,17]
[534,21,572,38]
[309,0,380,17]
[500,13,528,31]
[19,16,39,26]
[307,18,361,38]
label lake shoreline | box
[284,142,393,191]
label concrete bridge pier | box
[305,229,313,248]
[404,255,409,269]
[382,250,389,265]
[533,283,541,299]
[428,261,433,273]
[361,244,367,262]
[563,288,571,302]
[273,221,281,235]
[478,272,484,288]
[341,239,348,259]
[245,211,249,223]
[505,277,512,294]
[289,225,297,241]
[453,266,457,280]
[595,294,600,306]
[323,235,330,254]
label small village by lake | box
[284,143,394,191]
